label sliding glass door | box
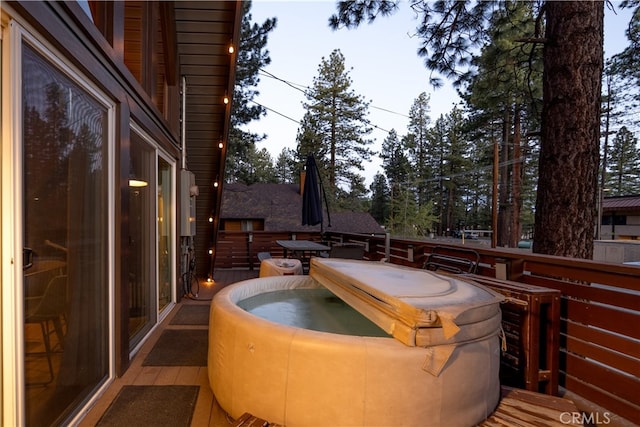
[128,130,176,348]
[21,41,112,425]
[128,132,154,347]
[157,156,174,313]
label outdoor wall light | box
[129,161,148,187]
[208,248,213,255]
[128,179,148,187]
[209,215,214,223]
[223,94,229,104]
[213,181,219,188]
[218,141,224,149]
[228,43,235,54]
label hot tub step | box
[232,412,281,427]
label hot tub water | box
[238,288,390,337]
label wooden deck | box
[79,269,259,427]
[80,268,587,427]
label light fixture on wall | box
[223,93,229,105]
[129,170,148,187]
[218,141,224,149]
[228,41,235,54]
[129,177,148,187]
[129,158,148,187]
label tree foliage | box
[369,172,390,224]
[330,0,605,259]
[296,49,375,204]
[405,92,433,206]
[226,1,277,183]
[606,126,640,195]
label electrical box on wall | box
[180,169,197,236]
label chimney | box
[300,170,306,195]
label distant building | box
[220,183,385,235]
[600,195,640,240]
[595,195,640,263]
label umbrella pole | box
[318,170,331,230]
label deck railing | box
[214,230,640,424]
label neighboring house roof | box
[220,183,385,234]
[603,195,640,212]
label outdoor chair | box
[423,246,480,274]
[328,243,365,260]
[257,252,272,262]
[25,274,68,385]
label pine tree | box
[442,107,473,235]
[379,129,410,191]
[297,49,375,203]
[274,148,297,184]
[609,2,640,87]
[369,172,390,224]
[339,175,370,212]
[330,0,605,259]
[606,126,640,195]
[379,129,411,231]
[460,1,541,247]
[386,187,436,238]
[237,148,278,185]
[226,1,276,183]
[405,92,433,207]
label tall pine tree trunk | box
[534,1,603,258]
[510,106,522,248]
[498,109,511,247]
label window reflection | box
[158,157,173,312]
[128,134,153,345]
[22,43,109,425]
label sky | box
[244,1,635,186]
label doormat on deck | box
[170,304,210,325]
[96,385,199,427]
[143,329,208,366]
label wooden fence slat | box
[564,334,639,378]
[564,298,640,340]
[525,260,640,293]
[523,275,640,312]
[564,320,640,361]
[564,376,640,425]
[563,352,640,406]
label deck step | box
[478,386,583,426]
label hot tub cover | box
[310,258,503,374]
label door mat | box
[143,329,208,366]
[96,385,199,427]
[170,304,210,325]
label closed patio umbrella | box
[302,154,330,232]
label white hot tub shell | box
[209,261,503,426]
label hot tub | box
[209,259,503,426]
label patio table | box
[276,240,330,272]
[276,240,330,258]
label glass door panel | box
[157,157,173,312]
[22,43,110,425]
[128,133,154,346]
